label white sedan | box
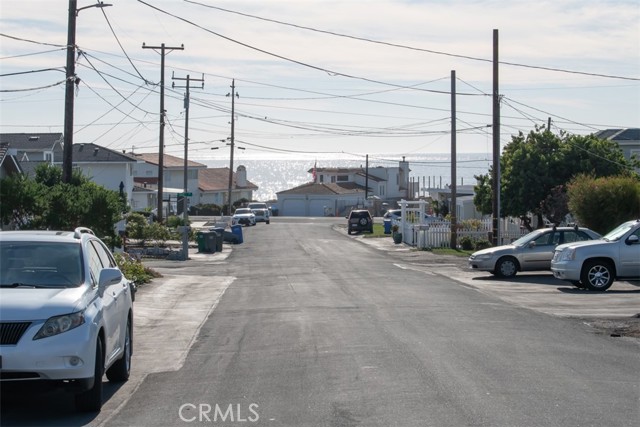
[0,227,133,412]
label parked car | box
[468,226,601,278]
[383,209,439,223]
[232,208,256,226]
[0,227,133,412]
[247,202,270,224]
[551,219,640,291]
[347,209,374,235]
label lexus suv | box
[347,209,374,235]
[0,227,134,412]
[551,219,640,291]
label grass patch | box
[429,247,474,257]
[363,223,392,238]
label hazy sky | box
[1,0,638,164]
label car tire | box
[581,260,614,292]
[359,218,368,226]
[570,280,586,289]
[348,229,352,235]
[495,257,518,278]
[75,338,103,412]
[106,316,132,382]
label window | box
[337,175,348,182]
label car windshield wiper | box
[0,283,63,288]
[1,283,36,288]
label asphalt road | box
[2,217,639,426]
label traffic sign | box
[177,192,192,197]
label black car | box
[347,209,374,235]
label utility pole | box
[226,80,238,216]
[63,0,111,183]
[365,154,369,201]
[142,42,184,223]
[450,70,458,249]
[492,29,501,246]
[172,73,203,261]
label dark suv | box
[347,209,374,235]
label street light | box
[62,1,112,183]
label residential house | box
[52,143,141,205]
[132,153,257,213]
[0,133,62,164]
[198,165,258,207]
[594,128,640,173]
[276,159,411,216]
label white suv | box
[247,202,270,224]
[0,227,133,412]
[551,219,640,291]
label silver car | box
[468,227,601,278]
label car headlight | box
[558,248,576,262]
[34,311,85,340]
[474,253,494,261]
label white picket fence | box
[395,200,527,249]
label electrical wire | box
[184,0,639,82]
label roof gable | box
[277,182,365,195]
[52,143,140,163]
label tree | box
[0,164,125,239]
[482,126,639,231]
[567,174,640,234]
[0,173,45,228]
[540,185,569,226]
[472,173,492,216]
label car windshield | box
[0,242,83,288]
[235,209,251,215]
[510,230,545,247]
[602,222,635,242]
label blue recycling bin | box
[230,224,243,244]
[383,219,392,234]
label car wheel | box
[495,257,518,278]
[106,316,132,382]
[266,220,270,224]
[359,218,368,226]
[348,229,352,235]
[581,260,614,292]
[75,338,103,412]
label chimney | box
[236,165,247,187]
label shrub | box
[114,252,160,286]
[474,239,492,250]
[459,235,474,250]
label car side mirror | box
[98,268,123,294]
[528,241,536,248]
[626,235,639,245]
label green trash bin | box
[196,231,207,253]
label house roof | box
[52,143,140,163]
[198,167,258,192]
[595,128,640,141]
[309,167,364,174]
[277,182,365,196]
[134,152,207,168]
[0,133,63,150]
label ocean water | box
[201,153,492,202]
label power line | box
[184,0,639,82]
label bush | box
[114,252,160,286]
[474,239,492,250]
[459,235,474,250]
